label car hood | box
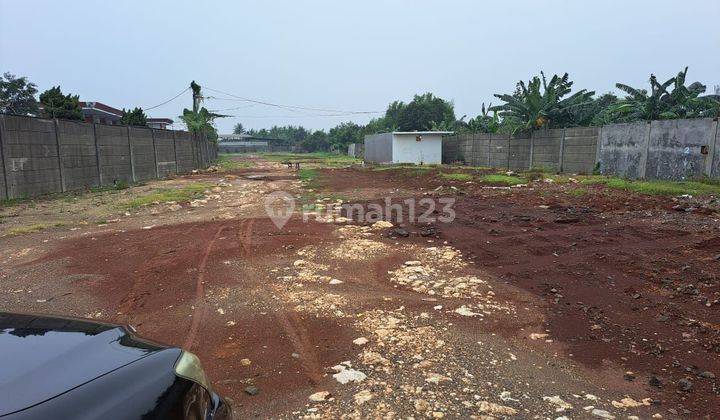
[0,312,169,417]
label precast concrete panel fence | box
[442,118,720,180]
[0,114,218,200]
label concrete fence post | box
[0,116,9,200]
[595,125,603,173]
[151,129,160,179]
[486,137,491,167]
[53,119,66,192]
[529,131,535,169]
[172,130,179,174]
[506,134,511,170]
[558,129,566,173]
[127,126,136,182]
[638,121,652,179]
[705,118,718,177]
[92,122,102,186]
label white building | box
[364,131,453,164]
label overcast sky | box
[1,0,718,133]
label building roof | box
[147,118,174,124]
[392,131,454,135]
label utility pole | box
[190,80,202,113]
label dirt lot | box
[1,155,719,419]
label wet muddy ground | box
[1,156,718,419]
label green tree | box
[395,93,455,131]
[119,107,148,126]
[328,121,364,149]
[491,72,595,133]
[0,72,39,115]
[233,123,245,134]
[300,130,330,152]
[39,86,83,120]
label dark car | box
[0,312,231,420]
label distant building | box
[217,133,291,153]
[147,118,174,130]
[364,131,453,164]
[79,101,123,125]
[79,101,173,128]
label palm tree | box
[491,72,595,133]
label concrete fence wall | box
[444,118,720,180]
[364,133,393,163]
[0,114,217,200]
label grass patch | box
[567,188,588,197]
[580,176,720,196]
[480,174,527,186]
[298,168,318,182]
[126,183,212,208]
[440,172,473,181]
[217,154,254,171]
[7,222,65,236]
[261,152,359,167]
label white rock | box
[308,391,331,402]
[353,337,369,346]
[543,395,573,410]
[333,368,366,384]
[454,306,480,317]
[591,409,615,419]
[329,279,344,285]
[353,390,373,405]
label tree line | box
[234,68,719,151]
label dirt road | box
[1,156,718,419]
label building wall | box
[0,114,217,199]
[392,134,442,164]
[363,133,393,163]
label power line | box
[143,86,190,111]
[203,86,381,115]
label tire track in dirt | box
[117,225,200,317]
[183,224,227,351]
[236,216,325,385]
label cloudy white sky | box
[1,0,718,133]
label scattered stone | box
[699,371,715,379]
[543,395,573,411]
[244,386,259,396]
[328,279,344,285]
[353,337,369,346]
[293,259,307,267]
[308,391,331,402]
[353,390,373,405]
[425,372,451,384]
[404,260,422,266]
[678,378,693,392]
[477,401,518,416]
[332,367,367,384]
[414,399,431,413]
[591,408,615,419]
[240,358,251,366]
[530,333,549,340]
[371,220,393,230]
[225,320,236,327]
[611,397,651,408]
[649,375,662,388]
[168,204,182,212]
[391,227,410,237]
[454,306,481,317]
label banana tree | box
[610,67,720,121]
[491,72,595,133]
[179,107,224,142]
